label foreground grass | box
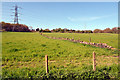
[2,32,119,79]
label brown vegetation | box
[93,27,119,33]
[0,22,30,32]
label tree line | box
[0,22,30,32]
[38,27,119,34]
[38,28,93,33]
[0,22,119,33]
[93,28,119,33]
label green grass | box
[2,32,119,79]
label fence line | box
[45,51,97,73]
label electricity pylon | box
[11,5,22,31]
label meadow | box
[2,32,119,79]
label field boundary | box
[40,33,116,50]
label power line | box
[10,5,22,24]
[14,5,19,24]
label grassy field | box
[2,32,119,79]
[44,33,118,49]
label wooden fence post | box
[45,55,48,73]
[93,52,96,71]
[89,37,91,42]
